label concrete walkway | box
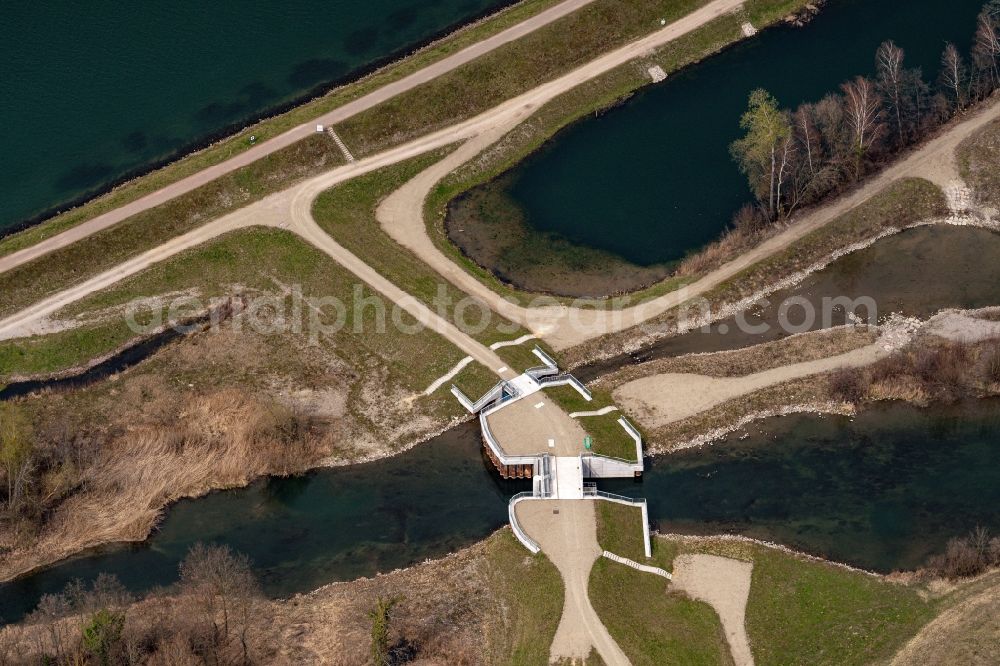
[515,499,630,665]
[0,0,600,275]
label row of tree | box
[14,544,262,665]
[731,0,1000,223]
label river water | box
[480,0,985,266]
[0,0,506,232]
[3,398,999,623]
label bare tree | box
[0,404,34,513]
[841,76,884,178]
[973,11,1000,94]
[876,41,907,146]
[179,543,261,664]
[940,42,969,110]
[793,104,821,177]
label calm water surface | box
[4,399,1000,622]
[600,399,1000,573]
[0,422,526,623]
[502,0,985,265]
[0,0,505,231]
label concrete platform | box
[514,500,629,665]
[485,392,589,456]
[554,456,584,499]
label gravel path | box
[672,554,755,666]
[515,499,631,665]
[0,0,600,276]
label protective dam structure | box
[451,346,651,555]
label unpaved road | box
[0,0,744,372]
[0,0,600,276]
[672,554,755,666]
[613,340,888,427]
[377,98,1000,350]
[515,499,631,665]
[7,0,996,369]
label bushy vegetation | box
[731,1,1000,224]
[15,544,262,665]
[829,338,1000,405]
[925,526,1000,579]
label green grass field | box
[0,227,468,400]
[544,383,642,461]
[483,530,565,665]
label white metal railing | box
[479,410,541,468]
[532,345,558,369]
[509,492,542,553]
[584,490,653,558]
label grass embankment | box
[589,557,732,666]
[665,538,934,665]
[594,500,648,562]
[595,534,941,666]
[544,384,640,461]
[423,0,813,299]
[957,115,1000,207]
[0,0,567,260]
[0,136,343,321]
[0,226,466,402]
[482,530,565,664]
[337,0,717,156]
[1,225,486,580]
[564,177,947,366]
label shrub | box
[828,367,869,403]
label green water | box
[0,0,505,231]
[4,399,1000,622]
[600,399,1000,573]
[0,423,526,624]
[497,0,985,266]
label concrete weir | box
[452,347,653,663]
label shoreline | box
[0,0,523,240]
[3,385,991,592]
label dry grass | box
[0,307,465,582]
[957,115,1000,208]
[598,326,877,390]
[1,530,563,665]
[641,374,841,454]
[0,386,327,583]
[828,337,1000,407]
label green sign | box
[584,435,593,450]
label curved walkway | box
[0,0,600,275]
[0,0,744,353]
[612,339,890,428]
[515,499,631,665]
[376,99,1000,350]
[6,3,998,363]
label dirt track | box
[5,1,999,367]
[0,0,600,276]
[672,554,755,666]
[376,99,1000,350]
[515,499,630,665]
[0,0,744,370]
[612,340,887,428]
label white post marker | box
[316,124,324,132]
